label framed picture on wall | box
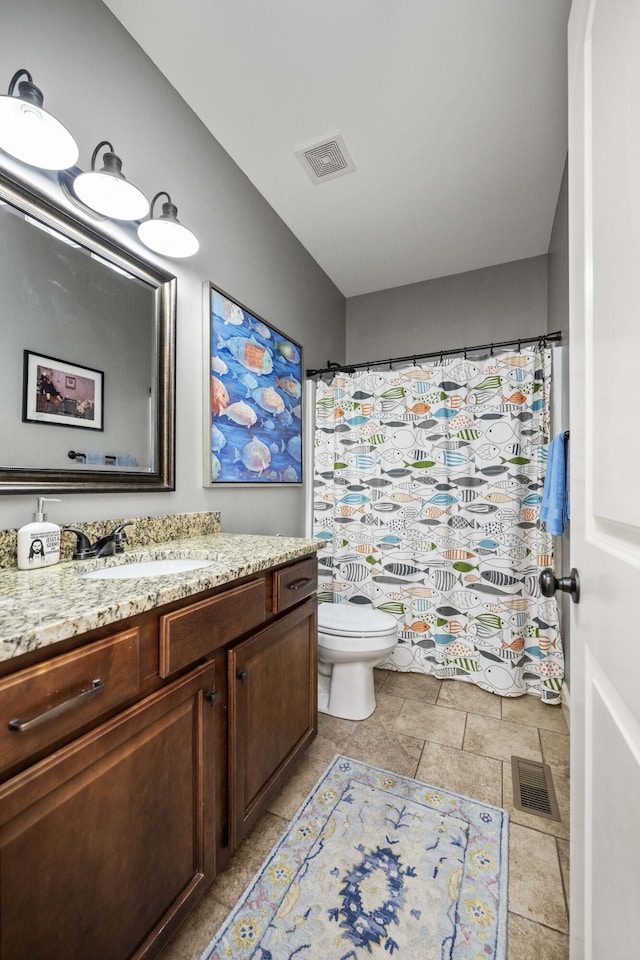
[22,350,104,431]
[203,283,303,485]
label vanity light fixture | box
[73,141,149,220]
[137,191,199,258]
[0,69,79,170]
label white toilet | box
[317,603,398,720]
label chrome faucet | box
[65,522,134,560]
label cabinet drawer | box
[273,556,317,613]
[159,578,266,678]
[0,628,141,777]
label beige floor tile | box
[436,678,502,718]
[159,668,571,959]
[393,699,467,748]
[557,838,570,907]
[307,712,359,763]
[540,729,570,778]
[464,714,542,763]
[503,762,570,841]
[343,723,425,777]
[317,711,360,742]
[157,893,229,960]
[306,733,348,764]
[373,667,388,690]
[382,669,441,703]
[357,690,405,729]
[502,695,568,733]
[266,755,330,819]
[508,823,568,933]
[209,812,288,908]
[507,913,569,960]
[416,740,503,807]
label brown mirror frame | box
[0,168,176,494]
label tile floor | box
[159,669,570,960]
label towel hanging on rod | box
[540,432,570,536]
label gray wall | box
[345,255,548,363]
[547,159,571,686]
[0,0,345,536]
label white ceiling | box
[104,0,571,298]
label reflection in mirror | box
[0,169,176,493]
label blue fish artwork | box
[209,286,302,483]
[211,423,227,453]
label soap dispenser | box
[17,497,61,570]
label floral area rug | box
[201,756,508,959]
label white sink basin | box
[82,558,216,580]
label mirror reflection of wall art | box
[204,283,302,485]
[23,350,104,431]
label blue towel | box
[540,432,570,535]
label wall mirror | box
[0,168,176,493]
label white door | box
[568,1,640,957]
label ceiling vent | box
[295,133,356,184]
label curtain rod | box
[306,330,563,378]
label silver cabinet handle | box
[287,577,314,591]
[8,678,105,733]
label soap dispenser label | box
[24,530,58,564]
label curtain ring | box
[463,347,467,360]
[413,355,417,367]
[517,340,521,353]
[440,350,443,363]
[490,343,494,357]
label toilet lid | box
[318,602,397,637]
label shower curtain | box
[312,346,563,704]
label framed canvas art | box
[204,283,303,485]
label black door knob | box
[539,568,580,603]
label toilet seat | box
[318,603,397,637]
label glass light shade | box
[0,94,78,170]
[73,170,149,220]
[138,217,199,258]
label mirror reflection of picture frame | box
[203,283,303,485]
[23,350,104,431]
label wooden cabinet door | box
[0,662,218,960]
[229,599,317,847]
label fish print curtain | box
[312,346,563,704]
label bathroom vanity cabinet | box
[0,553,317,960]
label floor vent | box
[295,133,356,184]
[511,756,561,821]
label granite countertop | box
[0,532,320,664]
